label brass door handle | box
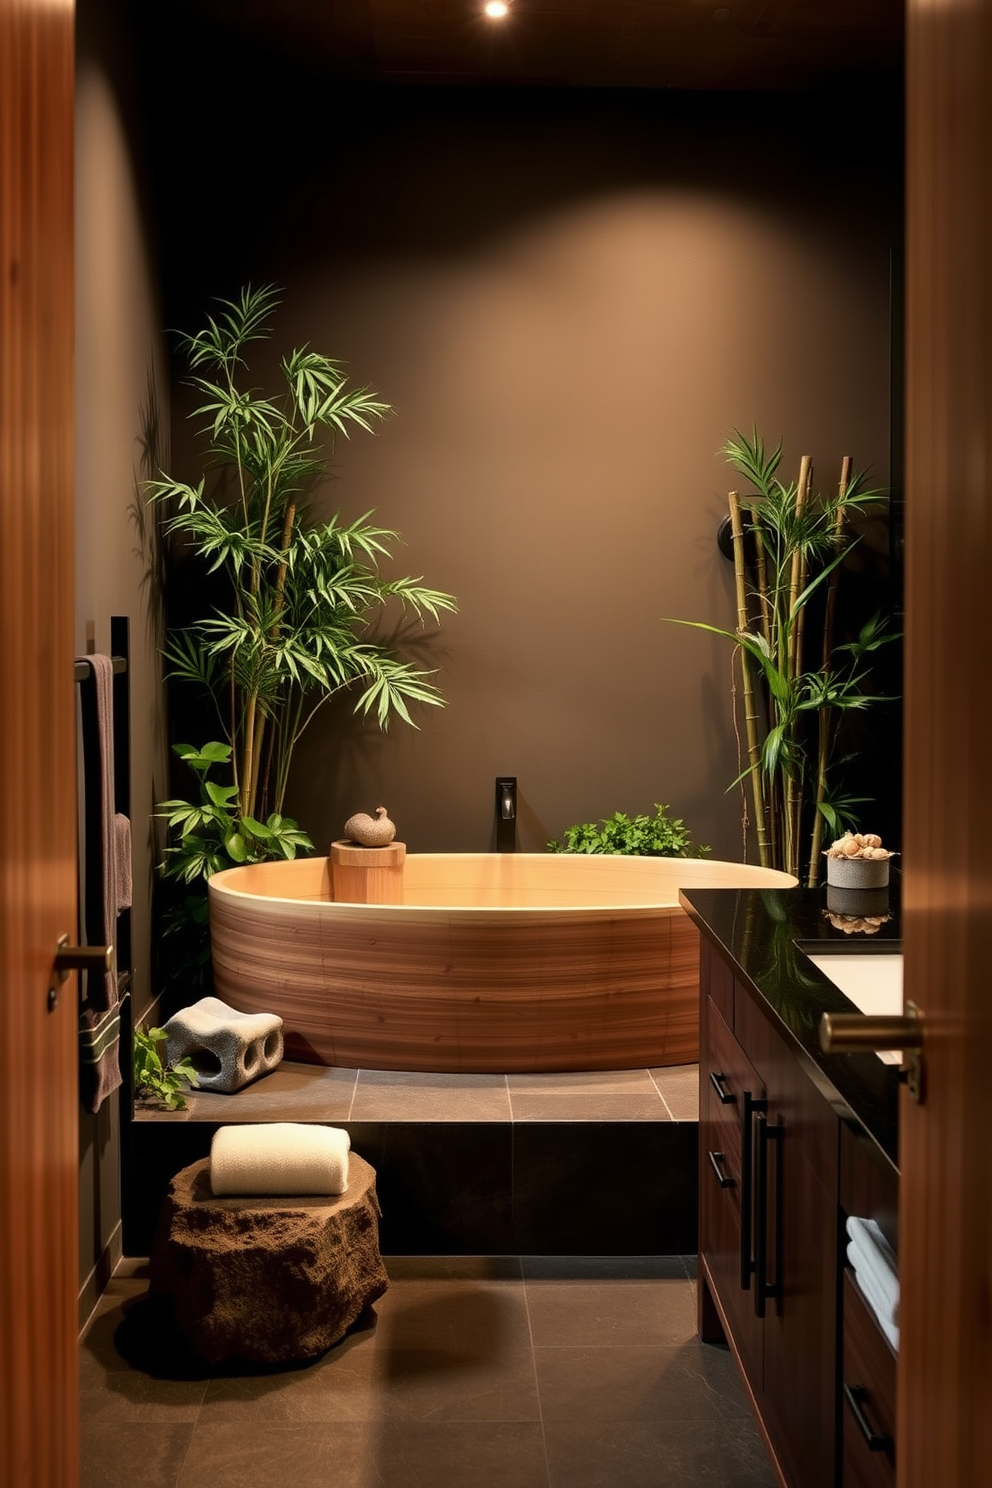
[53,934,112,983]
[819,1001,925,1103]
[48,934,113,1013]
[819,1009,922,1054]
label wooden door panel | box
[902,0,992,1484]
[0,1,78,1485]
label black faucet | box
[495,777,516,852]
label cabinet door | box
[699,995,764,1387]
[738,991,839,1488]
[841,1270,896,1488]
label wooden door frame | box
[0,1,79,1486]
[900,0,992,1483]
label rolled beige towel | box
[210,1123,350,1196]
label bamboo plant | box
[670,429,899,887]
[149,284,457,889]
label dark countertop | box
[680,881,901,1179]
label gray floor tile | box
[385,1255,523,1283]
[198,1331,380,1423]
[525,1277,698,1347]
[533,1340,753,1422]
[80,1293,208,1423]
[506,1069,660,1095]
[81,1423,193,1488]
[177,1421,371,1488]
[509,1093,670,1122]
[350,1069,512,1121]
[79,1252,774,1488]
[522,1256,688,1282]
[368,1345,542,1422]
[544,1417,778,1488]
[182,1062,358,1123]
[368,1421,550,1487]
[134,1062,359,1125]
[649,1063,700,1121]
[373,1276,534,1354]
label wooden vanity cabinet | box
[839,1122,898,1488]
[698,936,839,1488]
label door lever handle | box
[819,1001,925,1103]
[53,934,112,983]
[48,934,113,1013]
[819,1009,922,1054]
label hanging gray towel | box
[76,653,123,1113]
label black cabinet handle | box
[709,1070,736,1104]
[843,1384,894,1455]
[708,1150,735,1188]
[740,1088,766,1291]
[753,1111,782,1318]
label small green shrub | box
[547,803,709,858]
[133,1025,200,1110]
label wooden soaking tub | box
[208,854,796,1073]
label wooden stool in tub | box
[149,1124,388,1364]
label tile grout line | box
[520,1261,554,1488]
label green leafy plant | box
[147,283,458,826]
[668,428,899,886]
[132,1025,199,1110]
[548,803,709,857]
[147,286,457,988]
[158,741,313,884]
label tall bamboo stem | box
[752,507,771,648]
[806,456,852,885]
[248,710,266,819]
[270,503,296,636]
[240,691,258,818]
[787,456,813,679]
[784,456,812,876]
[729,491,771,867]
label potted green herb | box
[548,802,709,857]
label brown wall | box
[74,0,168,1313]
[157,86,900,860]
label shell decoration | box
[823,831,896,862]
[343,806,396,847]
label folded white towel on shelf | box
[846,1215,899,1320]
[847,1244,900,1352]
[210,1123,351,1197]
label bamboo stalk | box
[821,457,851,671]
[787,455,813,681]
[752,506,772,648]
[229,669,240,795]
[807,455,852,885]
[270,502,296,637]
[248,710,266,820]
[729,491,771,867]
[240,691,258,818]
[784,456,812,878]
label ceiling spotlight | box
[484,1,511,18]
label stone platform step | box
[126,1062,699,1258]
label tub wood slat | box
[208,855,795,1074]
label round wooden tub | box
[207,854,796,1073]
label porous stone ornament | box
[343,805,396,847]
[149,1153,388,1364]
[163,995,283,1094]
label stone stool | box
[163,995,283,1093]
[148,1153,388,1364]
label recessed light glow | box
[484,1,510,18]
